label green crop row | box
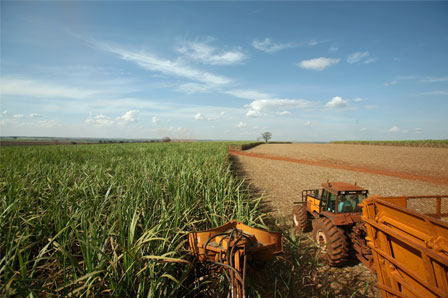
[331,140,448,148]
[0,142,265,297]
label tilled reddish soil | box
[230,143,448,298]
[245,143,448,181]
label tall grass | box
[331,139,448,148]
[0,142,263,297]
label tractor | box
[292,181,374,269]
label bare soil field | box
[233,143,448,219]
[246,143,448,181]
[231,143,448,298]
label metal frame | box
[362,195,448,298]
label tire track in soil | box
[229,150,448,186]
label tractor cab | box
[301,182,369,225]
[319,182,369,214]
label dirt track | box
[232,143,448,216]
[231,143,448,298]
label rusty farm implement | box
[188,220,283,297]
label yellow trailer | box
[361,195,448,298]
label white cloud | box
[329,46,339,52]
[13,114,25,118]
[347,51,374,64]
[194,112,205,120]
[277,111,291,115]
[177,83,213,94]
[0,78,99,99]
[360,128,368,131]
[119,110,139,123]
[389,126,400,132]
[37,120,59,128]
[226,89,272,100]
[252,38,297,53]
[246,98,314,117]
[325,96,349,109]
[194,111,224,121]
[396,75,417,80]
[30,113,41,118]
[306,40,329,46]
[364,105,377,110]
[298,57,340,71]
[2,110,7,116]
[416,90,448,96]
[384,80,397,86]
[152,116,160,125]
[363,58,377,64]
[353,97,366,102]
[305,121,311,126]
[85,114,114,127]
[236,122,247,128]
[421,77,448,83]
[177,38,246,65]
[93,41,231,86]
[415,128,423,134]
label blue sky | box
[1,1,447,141]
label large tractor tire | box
[292,204,309,232]
[350,222,375,271]
[312,217,349,266]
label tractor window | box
[320,190,329,211]
[338,193,368,212]
[354,193,368,212]
[328,193,337,212]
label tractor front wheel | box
[312,217,349,266]
[292,204,309,232]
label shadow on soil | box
[227,155,381,298]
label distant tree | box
[162,136,171,143]
[261,132,272,143]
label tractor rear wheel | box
[312,217,349,266]
[292,204,309,232]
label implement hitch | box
[188,220,283,297]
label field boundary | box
[229,150,448,186]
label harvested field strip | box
[331,140,448,148]
[229,150,448,186]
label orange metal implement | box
[361,195,448,298]
[188,220,283,297]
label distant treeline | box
[331,140,448,148]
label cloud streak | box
[347,51,376,64]
[226,89,272,100]
[246,98,314,117]
[298,57,340,71]
[0,78,100,99]
[252,38,297,53]
[177,38,246,65]
[421,77,448,83]
[93,41,231,86]
[194,111,224,121]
